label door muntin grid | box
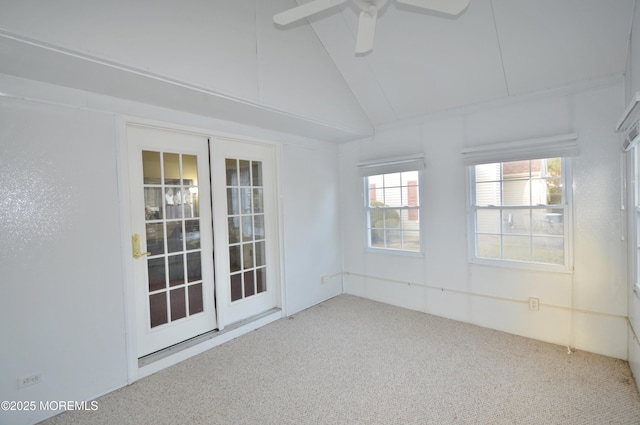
[143,150,205,328]
[225,158,267,303]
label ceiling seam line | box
[255,0,264,104]
[295,0,376,134]
[337,6,399,123]
[489,0,510,97]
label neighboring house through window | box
[463,134,578,272]
[359,155,424,253]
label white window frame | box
[359,154,425,256]
[462,134,577,273]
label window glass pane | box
[476,209,500,234]
[533,237,564,264]
[475,163,500,183]
[370,229,385,249]
[503,235,531,261]
[503,180,529,206]
[532,209,564,236]
[475,182,501,206]
[477,234,500,259]
[383,186,402,207]
[502,160,530,179]
[503,209,530,234]
[546,177,562,205]
[401,230,420,251]
[383,172,401,188]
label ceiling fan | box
[273,0,471,54]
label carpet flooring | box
[40,295,640,424]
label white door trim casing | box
[117,116,285,384]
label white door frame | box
[117,116,285,383]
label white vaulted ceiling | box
[0,0,635,141]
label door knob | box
[132,233,151,259]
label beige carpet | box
[41,295,640,424]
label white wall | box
[625,0,640,394]
[0,77,343,425]
[0,98,128,425]
[340,81,628,360]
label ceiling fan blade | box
[355,7,377,54]
[274,0,346,25]
[396,0,470,16]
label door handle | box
[132,233,151,259]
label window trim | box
[466,157,574,274]
[361,156,425,255]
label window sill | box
[469,257,573,274]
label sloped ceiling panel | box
[0,0,374,141]
[493,0,635,96]
[259,0,373,137]
[0,0,261,100]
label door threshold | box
[138,308,282,369]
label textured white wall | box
[0,99,128,425]
[281,143,344,314]
[340,82,628,360]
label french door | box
[211,137,279,326]
[127,124,280,358]
[128,124,217,357]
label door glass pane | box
[182,155,198,186]
[187,252,201,282]
[149,293,168,328]
[226,159,237,185]
[142,151,161,184]
[230,274,242,302]
[168,254,184,287]
[144,187,163,220]
[164,153,180,185]
[226,158,266,303]
[188,283,203,314]
[228,217,240,244]
[239,160,251,186]
[166,222,183,253]
[146,223,165,256]
[148,257,166,292]
[243,243,254,269]
[256,268,266,293]
[170,288,186,321]
[185,220,200,250]
[244,270,255,297]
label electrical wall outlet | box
[18,373,42,389]
[529,297,540,311]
